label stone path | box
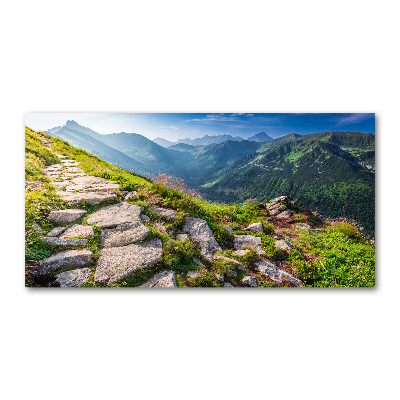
[34,137,306,288]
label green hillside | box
[200,133,375,236]
[25,127,375,288]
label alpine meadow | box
[25,113,375,288]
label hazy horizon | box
[25,113,375,142]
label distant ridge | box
[247,131,273,142]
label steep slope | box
[47,126,147,175]
[153,137,175,147]
[177,134,244,146]
[25,127,375,288]
[248,131,273,142]
[200,132,375,236]
[97,132,193,177]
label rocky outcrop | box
[233,235,265,255]
[151,207,177,221]
[94,238,163,285]
[255,260,304,287]
[245,222,263,233]
[36,249,93,275]
[43,237,88,246]
[140,270,177,288]
[100,221,150,247]
[60,225,94,239]
[242,276,258,287]
[54,268,92,287]
[47,209,86,223]
[87,202,141,227]
[183,217,222,262]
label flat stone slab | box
[183,217,222,262]
[152,207,178,221]
[100,221,150,247]
[276,210,294,218]
[37,249,93,275]
[233,249,251,257]
[140,270,177,288]
[47,209,86,223]
[43,237,88,246]
[47,226,68,237]
[255,260,304,287]
[176,233,189,241]
[186,271,201,279]
[233,235,265,255]
[297,223,314,230]
[70,176,107,185]
[60,191,118,205]
[87,202,141,227]
[242,276,259,287]
[64,167,84,173]
[125,191,138,200]
[223,282,234,288]
[60,225,94,239]
[54,268,92,287]
[245,222,264,233]
[275,240,295,251]
[94,238,163,285]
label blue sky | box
[25,113,375,141]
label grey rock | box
[100,221,150,247]
[233,235,265,255]
[70,176,107,186]
[255,260,304,287]
[275,240,295,251]
[43,237,88,246]
[54,268,92,287]
[266,202,277,210]
[94,238,163,285]
[187,270,201,279]
[37,249,93,275]
[242,276,259,287]
[223,282,234,288]
[47,226,68,237]
[215,255,246,271]
[215,273,225,282]
[226,269,237,278]
[233,249,251,257]
[47,209,86,223]
[32,222,42,232]
[276,210,294,218]
[245,222,263,233]
[140,214,150,222]
[297,222,314,230]
[224,225,233,234]
[309,229,323,233]
[193,258,203,266]
[271,196,289,202]
[87,202,141,227]
[125,191,138,200]
[140,270,177,288]
[64,167,84,174]
[176,233,189,241]
[60,191,118,205]
[60,225,94,239]
[183,217,222,262]
[154,222,168,234]
[152,207,177,221]
[270,208,283,216]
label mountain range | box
[45,121,375,235]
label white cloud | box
[184,113,252,123]
[336,113,374,126]
[160,125,182,131]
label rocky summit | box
[25,127,375,288]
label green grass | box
[293,223,375,287]
[25,129,376,288]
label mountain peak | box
[248,132,273,142]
